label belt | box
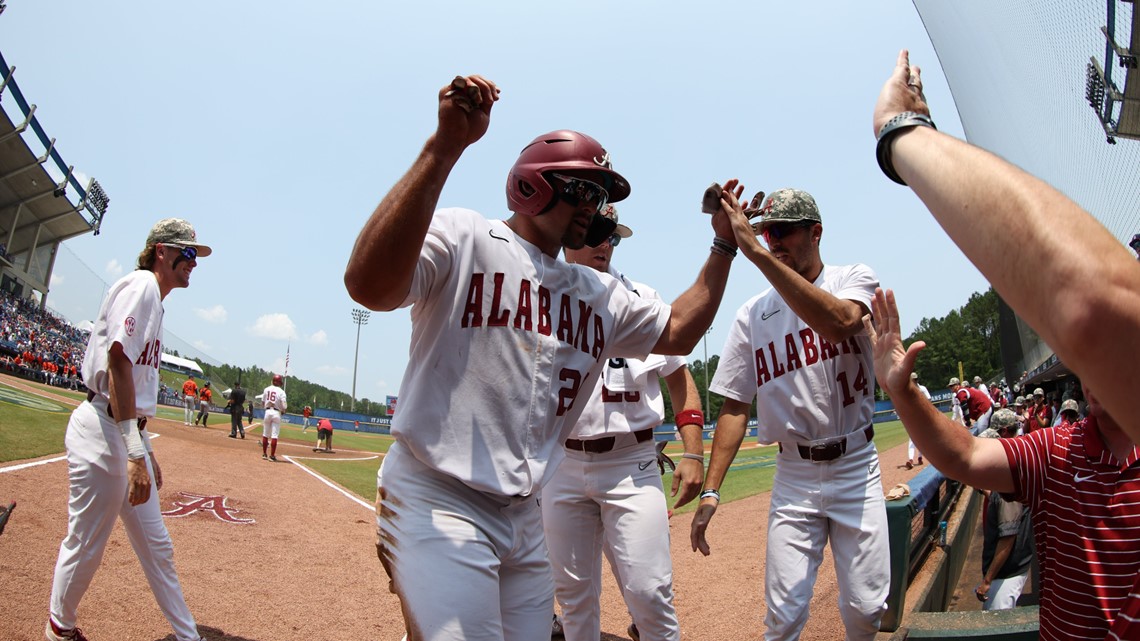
[86,390,147,430]
[780,425,874,462]
[565,427,654,454]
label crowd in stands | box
[0,289,88,390]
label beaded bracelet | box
[875,111,937,185]
[699,488,721,502]
[710,237,738,259]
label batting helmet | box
[272,374,283,386]
[506,130,630,218]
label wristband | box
[699,488,721,502]
[875,111,937,185]
[681,453,705,463]
[676,409,705,428]
[139,427,154,454]
[118,419,147,460]
[711,237,738,258]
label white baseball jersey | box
[568,273,686,439]
[393,208,669,496]
[711,263,878,443]
[81,270,165,416]
[262,385,287,412]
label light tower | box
[350,308,371,412]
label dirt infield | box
[0,376,921,640]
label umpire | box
[227,381,247,439]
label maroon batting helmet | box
[506,129,630,219]
[272,374,283,386]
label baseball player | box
[690,189,890,641]
[46,218,210,641]
[313,417,334,452]
[301,405,313,432]
[226,381,247,439]
[345,74,742,641]
[180,374,197,425]
[906,372,930,469]
[193,381,212,426]
[950,377,993,434]
[542,205,706,641]
[261,374,287,461]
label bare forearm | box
[893,127,1140,442]
[107,348,136,421]
[741,250,865,343]
[985,535,1017,583]
[654,254,732,354]
[345,136,464,311]
[891,384,1013,492]
[703,405,748,491]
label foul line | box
[284,455,377,511]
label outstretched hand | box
[708,179,754,251]
[862,287,926,399]
[873,49,931,136]
[690,501,717,556]
[436,74,500,151]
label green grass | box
[303,457,383,501]
[0,382,72,461]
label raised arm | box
[653,181,741,355]
[345,75,500,311]
[865,288,1012,492]
[875,50,1140,443]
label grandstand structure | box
[915,0,1139,393]
[0,47,109,310]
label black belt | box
[86,390,147,430]
[780,425,874,462]
[565,427,654,453]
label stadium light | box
[350,308,371,412]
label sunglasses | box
[551,173,609,213]
[604,233,622,247]
[164,244,198,261]
[761,220,816,243]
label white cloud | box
[50,273,64,287]
[306,329,328,346]
[105,258,124,279]
[193,339,212,351]
[248,313,298,340]
[194,304,228,324]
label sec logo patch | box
[124,316,136,336]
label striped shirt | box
[1001,416,1140,640]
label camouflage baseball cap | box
[146,218,212,257]
[756,188,822,230]
[948,377,960,386]
[601,204,632,239]
[990,408,1019,432]
[1060,399,1079,414]
[1014,395,1026,406]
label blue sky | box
[0,2,988,402]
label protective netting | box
[914,0,1140,245]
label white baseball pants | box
[263,409,282,439]
[542,439,679,641]
[765,441,889,641]
[49,402,199,641]
[376,443,554,641]
[183,394,195,424]
[983,572,1029,611]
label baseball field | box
[0,373,925,640]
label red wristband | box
[676,409,705,428]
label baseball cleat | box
[551,613,564,638]
[313,448,321,452]
[627,622,640,641]
[269,456,278,462]
[262,454,268,460]
[0,501,14,536]
[45,620,88,641]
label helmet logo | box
[593,151,612,169]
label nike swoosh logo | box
[638,460,653,471]
[1074,472,1096,482]
[761,309,780,321]
[488,229,509,243]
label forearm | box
[703,404,749,491]
[665,369,704,455]
[107,348,137,421]
[893,127,1140,442]
[891,383,1013,492]
[741,250,865,343]
[985,536,1017,582]
[345,135,465,311]
[654,253,732,354]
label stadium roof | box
[0,48,108,300]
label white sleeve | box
[401,209,461,309]
[709,302,758,404]
[832,263,879,311]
